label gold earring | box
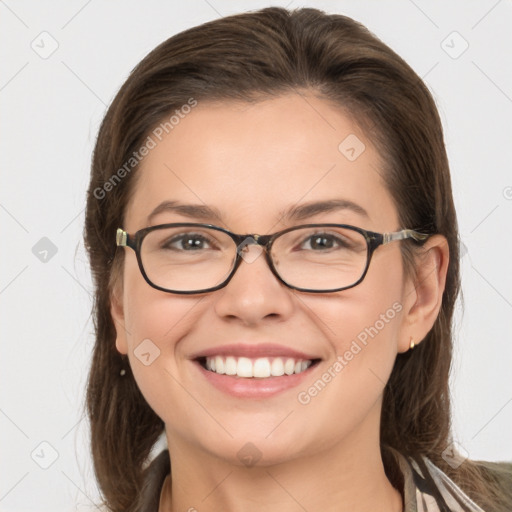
[409,337,415,350]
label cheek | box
[299,247,405,396]
[120,261,205,409]
[304,291,403,394]
[121,254,201,346]
[290,257,404,447]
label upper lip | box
[189,343,321,361]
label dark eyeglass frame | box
[116,223,429,295]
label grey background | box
[1,0,511,510]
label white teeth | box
[284,358,295,375]
[237,357,253,377]
[204,356,313,378]
[271,358,284,376]
[253,358,271,378]
[215,356,225,374]
[225,356,237,375]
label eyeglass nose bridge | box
[234,233,274,251]
[224,232,287,290]
[233,233,276,265]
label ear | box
[397,234,450,353]
[110,281,129,355]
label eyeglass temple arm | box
[382,229,429,245]
[116,228,128,247]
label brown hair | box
[83,7,512,511]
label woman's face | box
[113,93,422,466]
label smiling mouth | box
[197,356,321,378]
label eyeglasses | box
[115,223,429,294]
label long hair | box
[83,7,512,511]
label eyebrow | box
[147,198,369,225]
[282,198,369,222]
[148,201,224,224]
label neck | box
[161,404,403,512]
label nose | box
[213,243,295,326]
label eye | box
[161,232,216,251]
[299,232,353,251]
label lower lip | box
[193,361,319,398]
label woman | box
[84,7,512,512]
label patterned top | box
[136,448,487,512]
[392,448,485,512]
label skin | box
[111,92,449,512]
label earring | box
[119,354,128,376]
[409,337,415,350]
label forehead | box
[124,93,397,232]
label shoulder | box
[134,449,170,512]
[387,447,488,512]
